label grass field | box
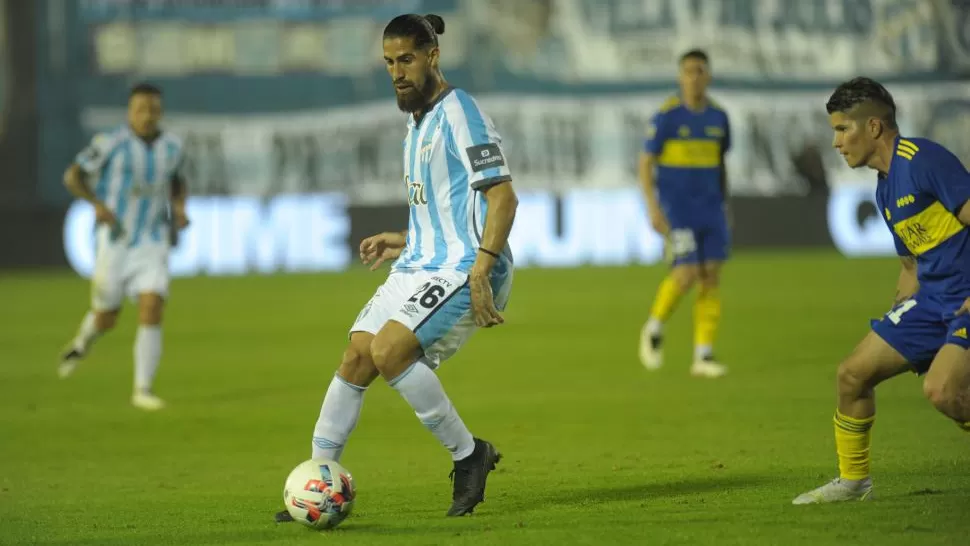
[1,250,968,546]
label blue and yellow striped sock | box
[649,275,687,323]
[834,409,874,481]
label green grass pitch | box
[1,250,968,545]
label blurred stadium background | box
[5,0,970,270]
[3,1,970,545]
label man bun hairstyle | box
[424,14,445,35]
[383,13,445,49]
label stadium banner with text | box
[35,0,970,204]
[56,185,889,278]
[78,83,970,203]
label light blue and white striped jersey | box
[392,88,513,273]
[75,126,185,248]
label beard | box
[395,74,437,113]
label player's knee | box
[922,377,957,414]
[137,295,164,325]
[671,266,699,290]
[369,337,394,371]
[699,266,721,288]
[837,358,874,396]
[337,345,378,387]
[370,327,420,380]
[94,310,120,330]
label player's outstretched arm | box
[893,256,918,305]
[470,181,517,327]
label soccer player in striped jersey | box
[794,78,970,504]
[276,13,517,522]
[58,83,188,412]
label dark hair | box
[130,82,162,98]
[679,49,709,65]
[383,13,445,49]
[826,77,897,129]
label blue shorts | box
[871,292,970,374]
[665,219,731,267]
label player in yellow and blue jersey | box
[793,77,970,504]
[638,49,731,378]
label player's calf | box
[132,293,166,410]
[312,335,378,462]
[692,267,724,376]
[641,265,699,370]
[372,322,487,511]
[276,336,378,525]
[59,308,119,378]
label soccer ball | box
[282,458,356,530]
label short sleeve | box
[75,132,121,174]
[876,187,912,257]
[914,145,970,215]
[446,91,512,191]
[891,231,913,257]
[722,113,732,154]
[644,111,667,155]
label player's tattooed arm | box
[894,256,918,305]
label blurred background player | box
[637,49,732,378]
[794,77,970,504]
[276,13,517,521]
[58,83,189,411]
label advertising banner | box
[59,185,892,278]
[79,83,970,203]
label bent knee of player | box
[137,294,165,325]
[699,263,722,287]
[837,357,878,397]
[338,342,379,387]
[671,265,700,290]
[922,377,956,413]
[370,324,421,381]
[95,309,120,330]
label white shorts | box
[350,263,513,368]
[90,227,170,311]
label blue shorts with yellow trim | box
[665,216,730,267]
[871,291,970,374]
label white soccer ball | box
[282,458,357,530]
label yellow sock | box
[693,285,721,349]
[834,410,874,480]
[648,275,686,322]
